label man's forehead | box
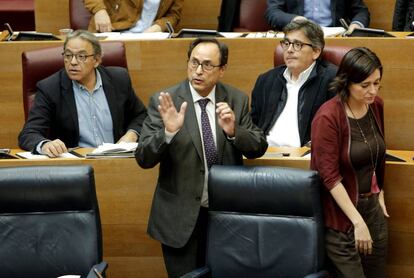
[190,43,220,60]
[285,30,307,39]
[65,38,94,51]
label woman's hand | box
[354,220,373,255]
[379,190,390,217]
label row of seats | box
[68,0,270,32]
[21,42,350,120]
[0,0,269,32]
[0,163,325,277]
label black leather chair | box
[183,165,327,278]
[0,165,107,278]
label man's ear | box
[94,55,103,68]
[313,48,322,60]
[219,64,227,78]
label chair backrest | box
[233,0,271,32]
[207,165,325,277]
[69,0,92,30]
[0,165,102,277]
[274,44,352,67]
[21,41,127,119]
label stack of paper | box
[86,142,138,158]
[15,152,79,159]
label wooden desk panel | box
[365,0,396,31]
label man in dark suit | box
[136,38,268,277]
[251,20,337,147]
[266,0,370,31]
[18,30,147,157]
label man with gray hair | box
[251,19,337,147]
[19,30,147,157]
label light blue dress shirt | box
[72,70,114,147]
[125,0,161,33]
[304,0,332,26]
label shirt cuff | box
[35,140,51,154]
[350,21,364,28]
[165,129,179,144]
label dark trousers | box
[325,194,388,278]
[161,207,208,278]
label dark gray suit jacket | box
[266,0,370,30]
[18,66,147,151]
[136,80,268,248]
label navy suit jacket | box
[18,66,147,151]
[136,80,268,248]
[266,0,370,30]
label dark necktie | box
[198,99,218,169]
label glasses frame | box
[188,59,222,72]
[280,39,314,51]
[62,52,96,63]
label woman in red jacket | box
[311,47,389,278]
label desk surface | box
[1,148,414,277]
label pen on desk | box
[67,146,80,152]
[339,18,349,30]
[93,268,103,278]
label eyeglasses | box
[188,59,221,71]
[62,52,95,62]
[280,39,313,51]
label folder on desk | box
[346,27,395,38]
[2,23,61,41]
[0,149,17,159]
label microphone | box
[166,21,174,38]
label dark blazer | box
[250,60,337,146]
[136,80,268,248]
[217,0,240,31]
[392,0,414,31]
[266,0,370,30]
[18,66,147,151]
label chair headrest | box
[208,165,322,217]
[0,165,96,213]
[274,45,352,67]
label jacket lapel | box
[99,67,120,139]
[61,70,79,139]
[266,72,286,132]
[215,83,228,165]
[178,82,204,163]
[298,62,322,142]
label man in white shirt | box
[251,19,337,147]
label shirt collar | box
[188,82,216,104]
[72,69,103,93]
[283,61,317,84]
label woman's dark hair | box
[187,37,228,66]
[330,47,383,102]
